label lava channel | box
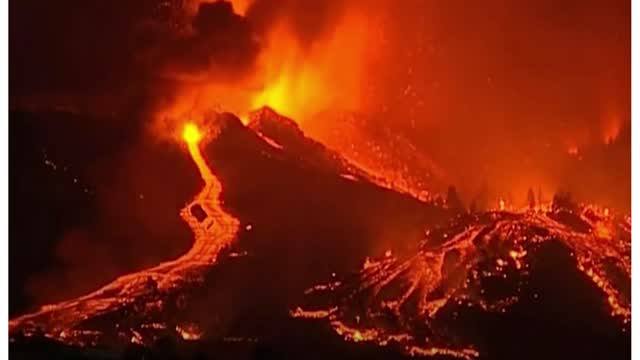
[9,123,240,346]
[292,205,630,359]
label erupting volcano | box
[293,202,630,359]
[9,109,631,360]
[10,122,240,346]
[9,1,631,360]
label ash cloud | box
[247,0,349,45]
[10,0,263,309]
[161,1,259,79]
[10,0,355,310]
[10,1,259,116]
[9,0,350,116]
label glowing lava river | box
[9,123,240,346]
[8,112,631,359]
[292,205,631,359]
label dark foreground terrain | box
[9,109,630,360]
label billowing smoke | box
[9,0,357,117]
[11,0,362,310]
[10,0,629,311]
[10,1,260,117]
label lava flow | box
[9,123,239,346]
[292,203,630,359]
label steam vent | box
[9,1,631,360]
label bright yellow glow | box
[182,123,202,144]
[248,12,370,123]
[353,330,363,342]
[229,0,252,16]
[181,122,212,181]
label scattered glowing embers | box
[175,323,203,341]
[9,121,240,347]
[567,145,579,156]
[182,122,203,144]
[292,204,630,359]
[8,114,631,357]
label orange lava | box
[183,123,213,181]
[154,6,375,136]
[248,11,370,124]
[567,145,579,155]
[9,122,239,346]
[182,122,203,145]
[602,114,622,144]
[293,204,630,358]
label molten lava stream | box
[9,123,240,345]
[292,205,630,359]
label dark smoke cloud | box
[10,0,264,308]
[9,0,351,115]
[9,0,630,311]
[247,0,349,46]
[10,1,259,116]
[162,2,259,79]
[10,0,354,310]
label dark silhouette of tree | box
[537,187,543,206]
[527,188,536,209]
[552,190,577,213]
[472,180,489,212]
[446,185,465,213]
[469,199,477,214]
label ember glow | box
[9,120,240,346]
[293,204,630,358]
[182,122,203,145]
[248,11,370,123]
[156,3,373,131]
[9,1,631,359]
[602,115,623,145]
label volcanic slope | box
[293,204,630,360]
[10,109,630,360]
[10,109,451,349]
